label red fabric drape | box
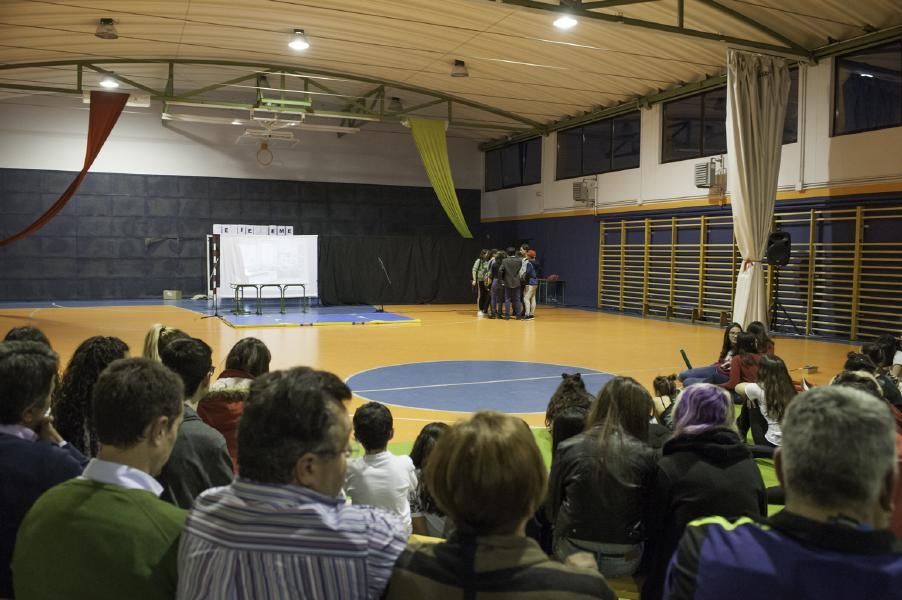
[0,91,130,247]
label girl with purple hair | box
[641,384,766,600]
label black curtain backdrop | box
[318,236,483,305]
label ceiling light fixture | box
[288,29,310,51]
[450,59,469,78]
[94,17,118,40]
[388,97,403,112]
[553,15,578,30]
[231,119,243,125]
[99,73,119,88]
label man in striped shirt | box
[177,368,407,600]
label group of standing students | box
[471,244,539,320]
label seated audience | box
[142,323,189,362]
[0,341,86,598]
[345,402,417,535]
[158,338,233,507]
[3,326,52,347]
[385,411,615,600]
[735,355,796,447]
[745,320,776,355]
[545,372,594,431]
[664,386,902,599]
[408,422,450,537]
[13,358,186,600]
[177,368,407,600]
[548,376,657,577]
[721,332,764,441]
[52,336,129,457]
[198,336,271,471]
[642,384,766,600]
[856,345,902,409]
[679,322,741,386]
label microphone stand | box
[376,256,392,313]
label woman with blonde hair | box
[142,323,189,362]
[385,411,614,600]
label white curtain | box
[727,50,791,328]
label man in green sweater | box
[13,357,186,600]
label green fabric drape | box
[407,117,473,238]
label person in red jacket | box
[721,333,764,442]
[197,337,271,472]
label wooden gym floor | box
[0,303,858,444]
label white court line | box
[354,372,609,394]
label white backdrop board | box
[212,235,318,298]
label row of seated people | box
[0,324,901,599]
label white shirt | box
[344,451,417,536]
[894,350,902,367]
[81,458,164,496]
[745,383,782,446]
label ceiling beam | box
[0,59,544,131]
[488,0,812,58]
[693,0,808,56]
[580,0,660,9]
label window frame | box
[484,137,543,192]
[555,110,642,180]
[831,40,902,137]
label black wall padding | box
[318,236,484,305]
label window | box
[834,40,902,136]
[662,89,722,163]
[556,111,641,179]
[663,77,800,162]
[783,68,799,144]
[484,137,542,191]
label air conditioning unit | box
[572,179,597,203]
[695,161,716,188]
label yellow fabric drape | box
[407,117,473,238]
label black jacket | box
[500,256,524,288]
[157,404,234,508]
[641,428,766,600]
[548,428,656,545]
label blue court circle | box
[346,360,614,413]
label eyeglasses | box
[312,445,353,459]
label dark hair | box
[735,332,760,366]
[142,324,189,362]
[875,334,899,369]
[225,337,271,378]
[238,368,348,484]
[52,336,129,456]
[308,370,352,402]
[353,401,393,451]
[92,358,184,447]
[551,407,588,455]
[860,343,885,372]
[755,355,796,422]
[831,370,884,400]
[506,247,517,255]
[653,374,678,398]
[409,422,450,517]
[586,376,651,478]
[719,322,743,362]
[4,326,52,348]
[160,337,213,398]
[545,373,594,428]
[844,352,877,374]
[746,321,773,354]
[0,341,59,424]
[409,422,450,469]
